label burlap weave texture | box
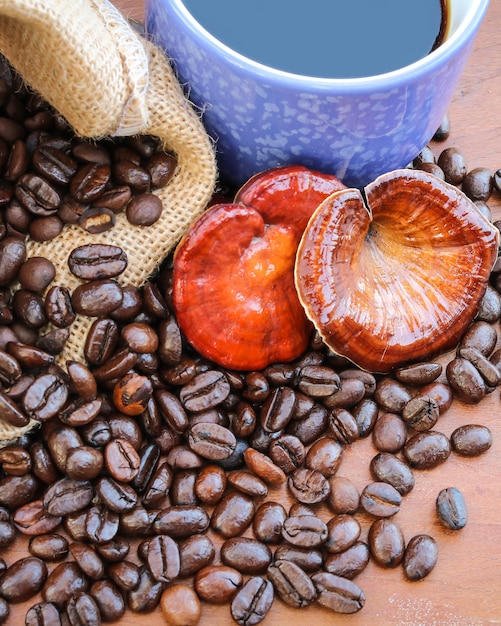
[0,0,217,444]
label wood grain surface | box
[4,1,501,625]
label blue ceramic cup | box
[145,0,489,188]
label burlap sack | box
[0,0,217,444]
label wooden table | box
[5,1,501,625]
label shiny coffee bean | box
[325,514,361,554]
[90,579,126,623]
[374,378,412,413]
[370,452,415,496]
[105,438,140,482]
[0,556,47,602]
[231,576,274,626]
[221,537,272,575]
[69,541,105,580]
[188,422,236,460]
[71,279,123,317]
[368,518,405,567]
[160,584,201,626]
[126,192,163,226]
[45,285,76,328]
[95,477,138,513]
[274,544,323,573]
[211,492,254,538]
[226,470,268,498]
[146,534,180,583]
[194,464,227,505]
[436,487,467,530]
[403,431,451,469]
[154,505,210,538]
[126,565,163,613]
[194,565,243,604]
[178,534,215,578]
[351,398,378,437]
[66,591,101,626]
[437,146,467,184]
[28,533,69,562]
[267,559,316,608]
[25,602,62,626]
[22,373,69,421]
[458,320,498,356]
[327,476,360,515]
[328,407,359,444]
[402,395,439,431]
[305,436,343,477]
[395,362,442,386]
[450,423,492,456]
[462,167,493,202]
[324,541,370,579]
[68,243,128,280]
[243,448,286,485]
[180,370,231,412]
[282,514,328,548]
[13,499,62,536]
[403,534,439,580]
[360,482,402,517]
[288,467,330,504]
[268,434,305,474]
[43,478,93,516]
[253,501,287,544]
[311,572,365,614]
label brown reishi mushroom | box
[172,166,345,371]
[295,169,499,374]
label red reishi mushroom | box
[295,169,500,374]
[172,166,345,370]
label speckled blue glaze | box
[145,0,489,188]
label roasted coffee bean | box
[68,243,128,280]
[324,541,370,579]
[95,477,138,513]
[0,519,14,548]
[0,444,31,475]
[459,346,501,387]
[0,348,21,386]
[297,364,340,397]
[226,470,268,497]
[126,192,163,226]
[90,579,126,622]
[0,236,26,285]
[25,602,62,626]
[194,464,227,505]
[437,146,467,184]
[155,389,189,433]
[71,279,123,317]
[221,537,272,575]
[178,534,215,578]
[66,591,101,626]
[42,477,93,516]
[360,482,401,517]
[104,438,140,483]
[268,434,305,474]
[85,505,119,543]
[18,256,56,292]
[305,436,343,477]
[288,467,330,504]
[22,372,69,421]
[370,452,415,496]
[458,320,498,356]
[325,514,361,554]
[348,398,379,438]
[403,534,438,580]
[30,441,59,485]
[131,443,161,493]
[0,556,47,603]
[328,407,359,444]
[0,389,29,426]
[282,514,328,548]
[29,533,69,562]
[142,461,173,507]
[66,360,97,400]
[311,572,365,614]
[32,144,77,185]
[30,216,63,243]
[287,403,329,445]
[403,430,451,469]
[274,544,323,573]
[113,159,150,192]
[418,381,454,414]
[243,448,286,485]
[13,499,61,536]
[108,560,141,592]
[6,341,53,369]
[160,584,201,626]
[146,534,180,583]
[121,322,159,354]
[166,446,203,471]
[93,347,138,383]
[231,576,274,626]
[146,151,177,186]
[211,491,254,538]
[368,518,405,567]
[374,378,412,413]
[95,537,130,563]
[127,565,163,613]
[462,167,493,202]
[12,288,48,329]
[395,361,442,386]
[93,185,131,212]
[47,424,84,473]
[242,371,270,403]
[402,395,439,431]
[450,423,492,456]
[180,369,231,412]
[70,162,111,202]
[45,285,76,328]
[253,501,287,544]
[267,560,316,608]
[259,386,296,432]
[60,397,103,428]
[323,376,366,409]
[154,505,210,538]
[194,565,243,604]
[84,318,119,365]
[79,207,116,233]
[0,473,39,509]
[228,401,256,438]
[476,284,501,323]
[436,487,467,530]
[327,476,360,515]
[372,412,408,453]
[188,422,236,460]
[69,541,105,580]
[16,173,60,216]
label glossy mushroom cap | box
[295,169,500,373]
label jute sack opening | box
[0,0,217,444]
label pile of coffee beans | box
[0,60,499,625]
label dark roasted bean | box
[45,285,76,328]
[194,565,243,604]
[327,476,360,515]
[71,279,123,317]
[126,192,163,226]
[403,534,438,580]
[0,556,47,603]
[437,146,466,184]
[324,541,370,579]
[374,378,412,413]
[86,505,119,544]
[360,482,402,517]
[13,499,61,536]
[29,533,69,562]
[260,386,296,432]
[127,566,163,613]
[69,541,105,580]
[459,346,501,387]
[372,412,408,453]
[403,431,451,469]
[436,487,467,530]
[462,167,493,202]
[297,364,340,397]
[243,448,286,485]
[221,537,272,574]
[274,544,323,573]
[22,373,69,421]
[146,534,180,583]
[230,576,274,626]
[402,395,439,431]
[226,470,268,497]
[282,514,328,548]
[90,579,126,622]
[370,452,415,495]
[323,377,365,409]
[84,318,118,365]
[68,243,128,280]
[395,361,442,385]
[211,491,254,538]
[0,236,26,286]
[325,514,361,554]
[312,572,365,614]
[25,602,62,626]
[188,422,236,460]
[43,478,93,516]
[267,560,316,608]
[288,467,330,504]
[66,591,101,626]
[178,534,215,578]
[154,504,210,537]
[450,423,492,456]
[368,518,405,567]
[328,407,359,444]
[268,434,305,474]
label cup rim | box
[166,0,490,90]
